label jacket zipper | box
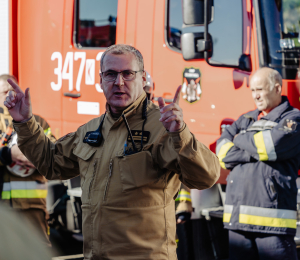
[103,159,113,201]
[88,160,97,200]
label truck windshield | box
[260,0,300,69]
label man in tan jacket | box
[5,44,220,260]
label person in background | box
[0,74,56,247]
[216,67,300,259]
[0,204,54,260]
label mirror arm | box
[204,0,210,64]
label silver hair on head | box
[0,74,18,84]
[268,69,282,91]
[250,68,282,91]
[100,44,144,71]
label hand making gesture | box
[4,79,32,122]
[158,86,183,132]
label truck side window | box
[75,0,118,48]
[167,0,183,51]
[167,0,243,67]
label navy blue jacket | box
[216,96,300,235]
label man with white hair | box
[217,67,300,259]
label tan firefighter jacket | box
[14,93,220,260]
[0,106,55,213]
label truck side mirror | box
[238,54,252,72]
[181,0,213,61]
[181,0,251,72]
[182,0,213,26]
[181,32,212,60]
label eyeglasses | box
[101,70,144,82]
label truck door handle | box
[63,92,81,98]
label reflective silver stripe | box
[247,120,278,131]
[10,181,47,190]
[224,204,233,214]
[262,130,277,161]
[178,194,191,199]
[3,182,11,191]
[216,138,232,156]
[240,205,296,219]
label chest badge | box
[127,130,150,143]
[282,119,297,132]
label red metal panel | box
[18,0,64,137]
[9,0,18,79]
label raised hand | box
[158,85,183,132]
[4,79,32,122]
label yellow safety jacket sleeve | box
[175,184,193,214]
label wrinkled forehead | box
[250,75,270,90]
[102,53,140,71]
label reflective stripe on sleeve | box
[216,138,234,169]
[239,205,296,229]
[223,204,233,223]
[253,131,276,161]
[1,181,48,199]
[3,182,11,191]
[11,189,48,199]
[1,191,11,199]
[10,181,47,190]
[175,190,191,202]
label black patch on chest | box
[127,130,150,143]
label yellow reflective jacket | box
[0,106,55,212]
[175,184,193,215]
[15,93,220,260]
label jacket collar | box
[244,96,291,122]
[105,92,147,128]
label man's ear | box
[275,83,282,94]
[142,71,147,86]
[100,73,103,86]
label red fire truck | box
[0,0,299,259]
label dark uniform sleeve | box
[216,116,254,170]
[234,115,300,161]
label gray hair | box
[0,74,18,83]
[250,68,282,91]
[100,44,144,71]
[268,69,282,91]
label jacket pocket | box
[118,150,158,192]
[73,145,97,204]
[265,177,278,202]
